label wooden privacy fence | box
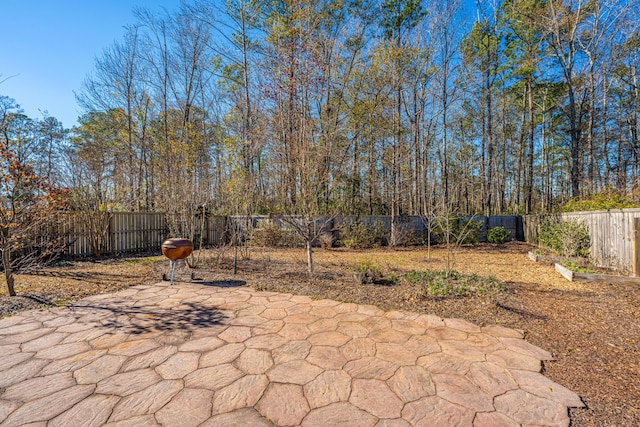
[523,209,640,275]
[56,212,167,256]
[203,215,227,247]
[54,212,228,257]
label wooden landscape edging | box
[528,251,583,265]
[527,251,562,264]
[554,263,640,285]
[529,250,640,284]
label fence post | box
[203,213,209,246]
[634,218,640,277]
[108,213,115,254]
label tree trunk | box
[526,77,535,214]
[633,65,640,183]
[568,86,581,198]
[306,240,314,277]
[603,72,611,187]
[587,61,596,193]
[441,51,450,210]
[485,68,494,217]
[516,84,527,213]
[541,107,549,211]
[3,247,16,297]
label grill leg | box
[170,260,177,285]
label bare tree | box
[77,26,150,210]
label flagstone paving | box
[0,282,584,426]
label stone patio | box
[0,282,584,426]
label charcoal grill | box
[161,238,193,285]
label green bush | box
[560,191,637,212]
[353,260,382,284]
[403,269,505,297]
[432,216,482,245]
[340,221,388,249]
[538,219,590,258]
[487,226,511,244]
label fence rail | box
[523,209,640,274]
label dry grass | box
[0,256,163,315]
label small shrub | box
[353,260,382,284]
[250,221,284,247]
[561,260,597,274]
[453,283,469,295]
[404,270,424,285]
[250,220,302,248]
[538,218,590,258]
[427,277,452,296]
[404,269,504,298]
[468,275,505,294]
[318,232,335,249]
[340,221,388,249]
[487,226,511,244]
[387,273,399,285]
[458,219,482,245]
[444,269,460,280]
[390,218,421,246]
[432,216,482,245]
[538,221,562,255]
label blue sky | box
[0,1,178,129]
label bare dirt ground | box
[1,241,639,426]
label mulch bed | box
[1,242,638,426]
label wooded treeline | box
[3,0,640,226]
